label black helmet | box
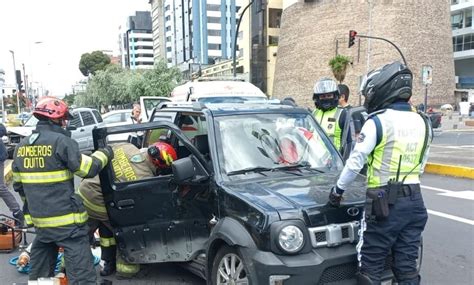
[361,61,412,113]
[313,78,340,111]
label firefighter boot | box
[100,261,116,276]
[12,210,25,228]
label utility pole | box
[0,69,5,124]
[9,50,21,114]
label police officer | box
[312,78,346,153]
[328,62,431,285]
[12,97,113,284]
[78,141,177,278]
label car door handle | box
[117,199,135,209]
[80,129,85,132]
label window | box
[208,30,221,36]
[167,47,172,52]
[466,9,472,28]
[269,36,279,46]
[268,8,282,28]
[464,34,474,50]
[81,111,96,126]
[69,114,83,128]
[166,26,171,32]
[206,4,220,11]
[165,15,171,21]
[166,36,171,42]
[451,12,463,29]
[93,110,103,123]
[208,43,221,50]
[207,17,220,24]
[103,113,124,124]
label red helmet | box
[147,142,177,168]
[33,97,72,120]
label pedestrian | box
[338,84,351,108]
[312,78,346,153]
[12,97,113,284]
[128,103,144,148]
[78,141,177,279]
[328,61,432,285]
[0,122,24,226]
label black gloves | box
[328,186,344,207]
[98,146,114,161]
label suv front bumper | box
[241,244,393,285]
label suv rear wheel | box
[211,245,250,285]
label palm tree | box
[329,55,352,83]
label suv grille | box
[317,262,357,284]
[308,221,359,248]
[9,134,22,144]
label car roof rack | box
[158,101,207,111]
[195,77,246,82]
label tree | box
[328,55,352,83]
[79,51,111,77]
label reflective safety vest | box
[11,122,109,241]
[312,107,343,151]
[367,109,430,188]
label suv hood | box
[223,173,366,227]
[7,126,34,137]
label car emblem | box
[347,207,360,217]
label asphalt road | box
[1,174,472,284]
[429,129,474,168]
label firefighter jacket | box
[12,121,109,242]
[78,143,156,221]
[312,107,345,151]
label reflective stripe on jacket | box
[313,107,343,151]
[11,121,109,240]
[367,110,428,188]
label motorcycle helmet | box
[313,78,340,111]
[361,61,412,113]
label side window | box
[69,113,83,128]
[104,113,123,124]
[93,110,103,123]
[81,111,96,126]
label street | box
[429,129,474,168]
[0,173,471,284]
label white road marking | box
[427,209,474,226]
[421,185,474,200]
[430,145,474,149]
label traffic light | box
[348,30,357,48]
[15,70,23,92]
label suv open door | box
[93,121,212,265]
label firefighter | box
[11,97,113,284]
[312,78,347,153]
[329,62,432,285]
[77,141,177,278]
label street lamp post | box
[0,69,5,124]
[9,50,21,114]
[233,0,253,78]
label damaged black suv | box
[93,102,390,284]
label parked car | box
[92,101,398,284]
[5,107,104,158]
[102,109,134,142]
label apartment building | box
[119,11,154,70]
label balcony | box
[451,0,474,13]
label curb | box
[425,162,474,180]
[4,160,13,184]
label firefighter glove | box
[98,146,114,161]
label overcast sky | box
[0,0,150,96]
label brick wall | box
[273,0,455,109]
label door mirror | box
[172,157,196,183]
[66,125,77,131]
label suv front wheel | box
[211,245,250,285]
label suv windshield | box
[215,112,343,179]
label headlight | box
[278,225,304,253]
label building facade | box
[150,0,242,78]
[452,0,474,103]
[273,1,455,108]
[119,11,154,70]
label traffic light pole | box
[355,34,407,66]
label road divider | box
[425,163,474,180]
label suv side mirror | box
[172,157,196,183]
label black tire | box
[211,245,250,285]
